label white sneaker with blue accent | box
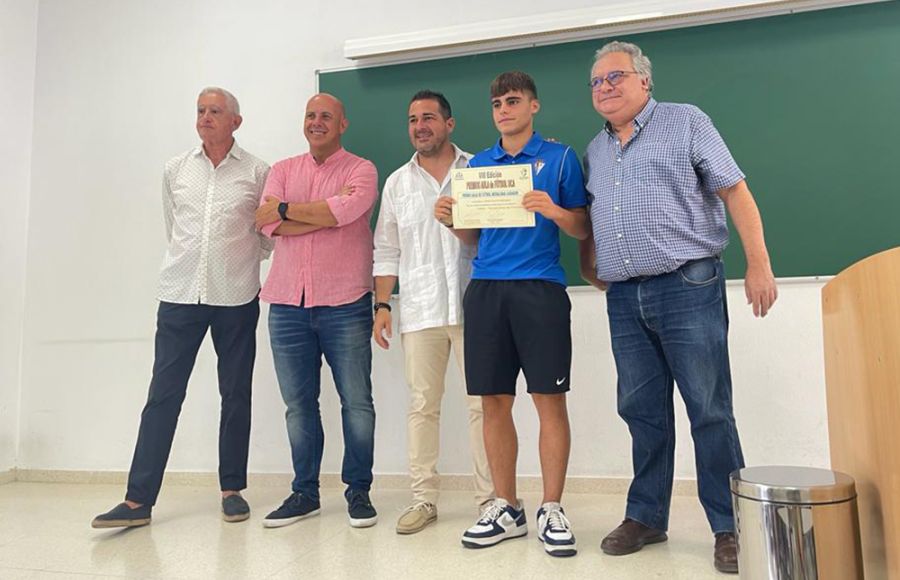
[461,498,527,548]
[537,502,577,557]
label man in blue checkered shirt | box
[579,41,777,574]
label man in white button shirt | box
[373,90,494,534]
[92,87,271,529]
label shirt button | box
[614,206,620,211]
[615,181,620,186]
[616,158,621,163]
[617,233,623,239]
[625,259,631,265]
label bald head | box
[304,92,349,162]
[307,93,345,118]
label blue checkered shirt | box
[584,98,745,282]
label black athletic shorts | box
[463,279,572,396]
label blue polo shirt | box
[468,132,587,286]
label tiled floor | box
[0,481,730,579]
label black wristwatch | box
[373,301,392,313]
[277,202,289,221]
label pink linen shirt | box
[260,148,378,307]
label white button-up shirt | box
[373,145,474,334]
[158,142,272,306]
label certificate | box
[450,164,535,229]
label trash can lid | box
[730,466,856,504]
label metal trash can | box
[730,466,863,579]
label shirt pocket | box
[215,178,258,236]
[628,138,690,190]
[401,263,439,321]
[629,155,675,190]
[394,189,428,227]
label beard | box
[414,136,445,157]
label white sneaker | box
[537,502,577,557]
[461,498,527,548]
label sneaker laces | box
[283,492,305,509]
[347,490,372,510]
[478,500,506,523]
[546,507,571,531]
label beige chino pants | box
[401,324,494,505]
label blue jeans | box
[268,293,375,501]
[606,258,744,534]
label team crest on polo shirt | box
[533,159,545,176]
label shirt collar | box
[604,97,657,136]
[311,146,347,167]
[194,140,243,161]
[407,143,468,169]
[489,131,543,161]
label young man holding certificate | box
[434,71,589,557]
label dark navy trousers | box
[126,298,259,506]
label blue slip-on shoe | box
[222,494,251,523]
[262,492,320,528]
[91,502,152,529]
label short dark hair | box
[490,71,538,100]
[410,90,452,119]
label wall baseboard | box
[10,469,698,496]
[0,469,15,485]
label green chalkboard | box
[320,1,900,284]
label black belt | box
[624,256,719,283]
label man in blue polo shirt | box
[579,41,778,574]
[434,71,588,557]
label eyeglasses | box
[589,70,639,90]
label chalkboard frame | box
[320,2,900,284]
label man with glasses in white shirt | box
[92,87,271,529]
[373,90,494,535]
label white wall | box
[16,0,831,482]
[0,0,39,473]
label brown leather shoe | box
[600,519,668,555]
[714,532,739,573]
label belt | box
[624,256,719,283]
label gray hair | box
[198,86,241,115]
[594,41,653,92]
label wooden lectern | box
[823,247,900,579]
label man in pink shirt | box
[254,93,379,528]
